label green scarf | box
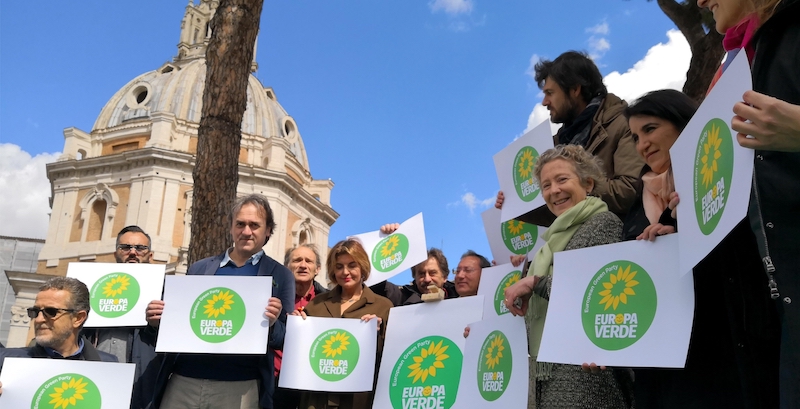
[525,196,608,379]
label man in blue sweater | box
[146,194,294,409]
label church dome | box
[91,58,310,169]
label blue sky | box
[0,0,691,285]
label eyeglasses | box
[27,307,76,319]
[117,244,150,254]
[454,267,478,274]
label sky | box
[0,0,692,286]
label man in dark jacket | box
[146,194,294,409]
[81,225,161,409]
[509,51,642,226]
[374,247,458,306]
[0,276,118,368]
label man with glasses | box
[454,250,491,297]
[0,277,117,367]
[83,225,160,409]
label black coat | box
[623,173,780,409]
[748,0,800,405]
[0,338,118,367]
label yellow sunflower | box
[597,265,639,311]
[203,290,235,319]
[503,272,521,291]
[484,334,505,370]
[102,275,130,298]
[380,235,400,257]
[48,377,89,409]
[700,124,723,189]
[518,149,535,179]
[407,340,450,383]
[322,332,351,358]
[506,220,525,236]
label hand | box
[146,300,165,328]
[290,309,308,319]
[510,255,526,267]
[668,192,680,220]
[463,326,471,338]
[380,223,400,234]
[636,223,676,241]
[0,380,3,396]
[504,275,538,316]
[495,191,505,209]
[360,314,383,330]
[264,297,282,327]
[581,362,607,374]
[732,91,800,152]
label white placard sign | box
[0,358,136,409]
[66,262,165,327]
[279,316,378,392]
[538,234,694,368]
[350,213,428,287]
[477,263,524,319]
[494,120,554,223]
[155,275,273,354]
[670,52,753,276]
[455,315,529,408]
[481,207,547,265]
[374,296,484,409]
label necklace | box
[342,295,361,303]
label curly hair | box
[534,144,605,189]
[326,239,371,285]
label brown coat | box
[519,93,643,226]
[299,285,393,409]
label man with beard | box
[0,277,117,367]
[499,51,642,225]
[82,225,161,409]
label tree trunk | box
[189,0,264,265]
[655,0,725,103]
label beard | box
[35,325,73,349]
[550,96,582,124]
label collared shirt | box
[294,285,316,311]
[218,248,264,268]
[45,337,85,359]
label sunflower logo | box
[203,290,235,319]
[503,272,521,291]
[506,220,525,236]
[700,123,723,189]
[322,331,351,358]
[597,265,639,311]
[484,335,505,370]
[101,275,130,298]
[407,340,450,383]
[517,149,535,179]
[380,235,400,258]
[48,377,89,409]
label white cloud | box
[429,0,473,15]
[524,29,691,134]
[526,53,542,79]
[451,192,493,213]
[586,22,609,36]
[604,29,690,102]
[586,21,611,60]
[0,144,60,239]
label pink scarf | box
[641,168,674,225]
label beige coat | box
[519,93,643,226]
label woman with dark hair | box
[292,239,393,409]
[623,89,780,408]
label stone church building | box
[4,0,337,347]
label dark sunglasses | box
[117,244,150,254]
[27,307,76,319]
